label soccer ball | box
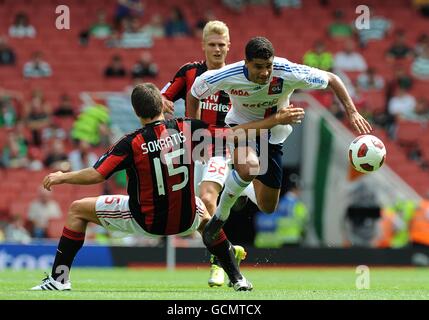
[348,135,387,173]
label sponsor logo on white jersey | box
[230,89,250,96]
[268,77,283,95]
[242,98,279,108]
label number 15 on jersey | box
[153,148,189,196]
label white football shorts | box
[95,195,206,237]
[200,156,231,189]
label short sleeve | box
[93,136,133,179]
[290,63,329,90]
[275,59,329,90]
[162,63,189,101]
[190,70,225,100]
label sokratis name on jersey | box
[141,131,186,154]
[199,94,230,113]
[243,98,279,108]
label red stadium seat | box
[8,201,30,218]
[47,218,66,238]
[0,128,10,149]
[396,119,426,146]
[418,133,429,162]
[360,91,386,114]
[52,116,75,132]
[0,189,14,214]
[1,0,428,203]
[411,81,428,98]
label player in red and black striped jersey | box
[162,20,255,288]
[162,60,231,127]
[31,82,301,292]
[30,83,252,291]
[93,116,205,236]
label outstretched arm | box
[43,168,105,191]
[202,105,305,143]
[228,105,305,135]
[326,72,372,134]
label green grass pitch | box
[1,267,429,300]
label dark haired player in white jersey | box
[188,36,372,252]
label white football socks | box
[215,170,252,221]
[242,182,257,206]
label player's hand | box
[43,171,65,191]
[162,97,174,114]
[348,112,372,134]
[276,105,305,125]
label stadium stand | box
[0,0,428,238]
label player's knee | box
[234,157,259,181]
[246,154,260,176]
[69,200,83,216]
[234,148,259,181]
[68,199,89,221]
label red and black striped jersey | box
[162,61,231,127]
[93,118,213,236]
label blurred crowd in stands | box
[342,191,429,252]
[254,175,429,251]
[0,87,110,170]
[299,6,429,173]
[1,0,429,247]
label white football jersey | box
[191,57,329,143]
